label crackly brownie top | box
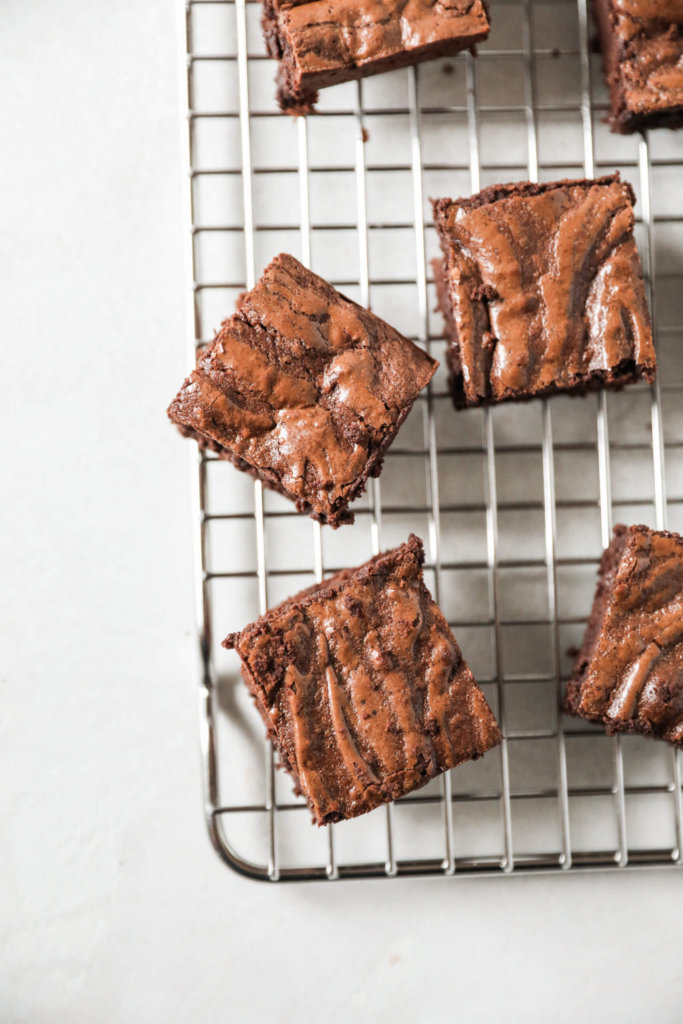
[270,0,490,75]
[225,535,501,824]
[168,254,436,524]
[609,0,683,116]
[433,174,655,402]
[577,525,683,745]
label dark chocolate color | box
[432,174,656,409]
[224,535,502,824]
[167,254,437,528]
[595,0,683,134]
[565,524,683,746]
[261,0,490,114]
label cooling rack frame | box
[178,0,683,881]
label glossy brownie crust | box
[565,525,683,746]
[262,0,490,114]
[225,535,502,824]
[595,0,683,134]
[167,254,437,528]
[432,174,656,408]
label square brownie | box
[432,174,656,408]
[595,0,683,134]
[168,254,437,528]
[224,535,502,824]
[565,524,683,746]
[261,0,490,114]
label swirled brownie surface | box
[565,525,683,746]
[167,254,437,528]
[225,535,502,824]
[432,174,655,408]
[595,0,683,133]
[262,0,490,113]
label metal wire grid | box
[179,0,683,880]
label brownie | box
[261,0,491,115]
[224,535,502,824]
[167,254,437,528]
[565,524,683,746]
[432,174,656,408]
[595,0,683,134]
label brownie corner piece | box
[167,253,437,528]
[595,0,683,134]
[260,0,319,114]
[224,534,502,825]
[432,174,656,408]
[565,524,683,747]
[261,0,491,115]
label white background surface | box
[2,1,682,1022]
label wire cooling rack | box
[179,0,683,880]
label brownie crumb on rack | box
[594,0,683,134]
[225,535,502,825]
[432,174,656,408]
[565,524,683,747]
[167,254,437,528]
[261,0,491,114]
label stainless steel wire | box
[182,0,683,880]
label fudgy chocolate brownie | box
[224,535,502,824]
[565,524,683,746]
[261,0,490,114]
[432,174,656,408]
[168,254,437,528]
[595,0,683,134]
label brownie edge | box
[563,525,630,717]
[432,174,656,408]
[565,524,683,746]
[167,253,437,528]
[225,535,502,824]
[261,0,491,115]
[595,0,683,134]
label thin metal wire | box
[465,52,515,872]
[576,0,629,867]
[298,114,338,880]
[637,138,683,864]
[408,65,456,875]
[235,0,278,880]
[353,79,396,877]
[180,4,222,835]
[185,0,683,880]
[521,0,572,869]
[214,775,683,817]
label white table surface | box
[2,2,682,1021]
